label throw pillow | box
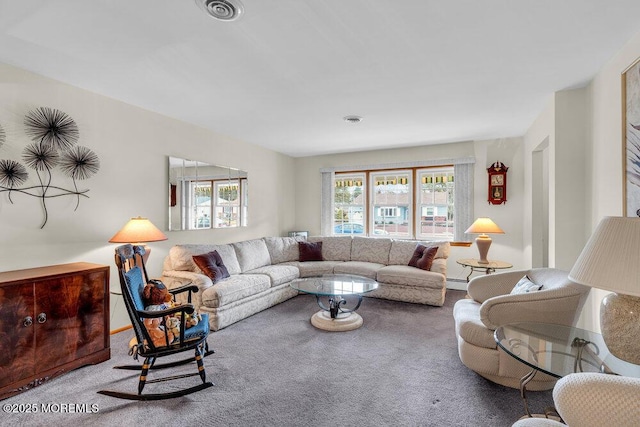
[408,244,438,271]
[510,275,542,294]
[192,250,230,283]
[299,241,323,262]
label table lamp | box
[568,216,640,365]
[465,217,504,264]
[109,216,168,265]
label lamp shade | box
[569,216,640,297]
[109,216,168,244]
[465,217,505,235]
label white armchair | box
[453,268,591,390]
[512,373,640,426]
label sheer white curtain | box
[453,162,474,241]
[320,158,474,239]
[320,171,334,236]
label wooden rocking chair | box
[98,244,213,400]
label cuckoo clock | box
[487,161,508,205]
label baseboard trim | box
[110,324,132,335]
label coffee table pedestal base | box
[311,310,363,332]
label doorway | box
[532,138,549,267]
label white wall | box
[578,29,640,332]
[293,138,527,285]
[0,63,296,330]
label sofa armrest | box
[467,270,529,303]
[430,258,447,276]
[161,270,213,309]
[479,289,586,330]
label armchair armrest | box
[467,270,529,303]
[169,283,200,294]
[137,304,196,319]
[479,288,586,330]
[554,373,640,426]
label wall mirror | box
[168,156,248,231]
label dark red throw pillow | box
[298,241,323,262]
[192,250,230,283]
[408,245,438,271]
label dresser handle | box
[23,316,33,327]
[37,313,47,324]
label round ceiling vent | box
[343,115,363,124]
[196,0,244,21]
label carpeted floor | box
[2,290,552,426]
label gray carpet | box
[2,290,552,426]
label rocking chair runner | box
[98,244,214,400]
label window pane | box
[191,181,212,229]
[333,174,365,235]
[416,168,454,240]
[215,180,240,227]
[371,171,411,237]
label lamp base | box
[600,293,640,365]
[475,235,492,264]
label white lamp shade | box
[465,217,505,235]
[569,216,640,297]
[109,216,168,244]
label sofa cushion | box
[263,237,301,264]
[168,244,241,275]
[295,260,343,277]
[333,261,384,280]
[246,265,300,287]
[233,239,272,272]
[192,250,230,283]
[351,237,392,264]
[408,245,438,270]
[388,240,450,265]
[377,265,445,289]
[201,274,270,308]
[299,241,323,261]
[308,236,352,261]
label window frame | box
[332,165,456,240]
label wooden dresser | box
[0,262,110,400]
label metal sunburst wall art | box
[0,107,100,228]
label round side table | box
[456,258,513,282]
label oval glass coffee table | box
[290,274,378,332]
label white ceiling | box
[1,1,640,157]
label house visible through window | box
[332,166,455,240]
[188,178,246,229]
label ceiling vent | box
[343,115,363,124]
[196,0,244,21]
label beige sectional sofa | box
[162,236,450,331]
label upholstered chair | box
[512,373,640,426]
[453,268,590,390]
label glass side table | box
[495,322,640,420]
[456,258,513,282]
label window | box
[190,181,212,229]
[333,174,365,235]
[187,178,246,229]
[371,171,411,237]
[214,180,240,227]
[332,166,455,240]
[416,168,455,240]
